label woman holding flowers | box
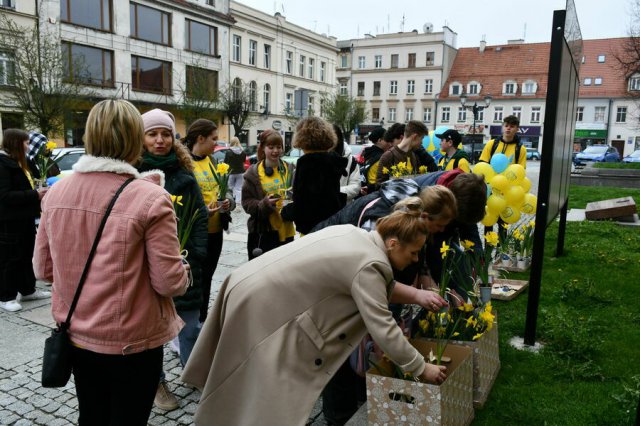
[0,129,50,313]
[182,119,234,324]
[183,207,447,425]
[138,109,208,410]
[242,129,295,259]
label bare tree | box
[216,79,259,141]
[0,14,92,137]
[177,64,219,127]
[615,0,640,84]
[320,92,367,140]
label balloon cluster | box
[473,153,537,226]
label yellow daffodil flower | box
[485,231,499,246]
[453,332,460,337]
[216,162,230,175]
[462,240,475,250]
[419,165,427,174]
[529,220,535,227]
[46,141,57,151]
[458,303,474,313]
[472,332,484,341]
[465,316,477,328]
[502,223,510,230]
[440,242,450,259]
[419,319,428,332]
[382,167,389,175]
[170,195,183,206]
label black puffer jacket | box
[138,157,208,312]
[0,153,40,221]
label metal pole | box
[472,103,477,163]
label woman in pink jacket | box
[33,99,190,425]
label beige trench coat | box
[182,225,426,425]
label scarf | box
[140,150,178,172]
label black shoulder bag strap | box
[59,177,134,330]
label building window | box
[319,61,326,82]
[285,93,292,113]
[468,83,479,94]
[594,106,606,122]
[408,53,416,68]
[286,51,293,74]
[357,82,365,96]
[375,55,382,68]
[358,56,365,69]
[441,107,450,123]
[339,81,347,95]
[405,107,414,121]
[424,79,433,94]
[206,0,214,5]
[0,51,15,86]
[584,77,592,85]
[131,55,171,94]
[185,66,217,98]
[407,80,415,95]
[231,77,242,100]
[388,107,396,122]
[248,40,257,65]
[457,107,466,122]
[308,96,315,115]
[576,106,584,121]
[0,0,15,8]
[130,3,170,45]
[512,106,522,120]
[390,80,398,95]
[503,81,516,94]
[373,81,380,96]
[426,51,434,66]
[299,55,305,77]
[264,44,271,69]
[61,0,111,31]
[423,107,432,123]
[494,106,504,122]
[477,109,484,122]
[185,19,218,56]
[62,42,113,87]
[629,76,640,91]
[616,107,627,123]
[372,108,380,122]
[594,77,602,85]
[450,84,461,96]
[340,55,348,68]
[249,81,257,111]
[232,35,241,62]
[308,58,314,79]
[523,80,537,94]
[597,54,605,63]
[531,106,541,123]
[390,54,398,68]
[261,83,270,113]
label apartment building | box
[336,26,458,140]
[229,1,337,148]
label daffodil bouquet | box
[209,162,230,201]
[518,218,535,257]
[382,160,416,178]
[277,161,293,199]
[34,141,61,185]
[171,194,200,255]
[462,232,499,289]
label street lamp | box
[460,93,492,163]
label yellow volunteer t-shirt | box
[258,162,295,241]
[438,154,471,173]
[367,161,380,185]
[192,156,222,233]
[479,139,527,168]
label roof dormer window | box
[450,82,462,96]
[503,80,517,95]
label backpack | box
[489,137,523,164]
[439,150,469,170]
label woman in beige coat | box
[182,206,447,425]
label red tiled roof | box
[578,38,629,98]
[439,42,550,101]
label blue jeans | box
[176,309,201,367]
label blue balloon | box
[432,126,450,147]
[46,176,60,186]
[490,153,509,173]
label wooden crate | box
[585,196,637,220]
[491,278,529,301]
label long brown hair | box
[1,129,29,171]
[257,129,283,162]
[182,119,218,151]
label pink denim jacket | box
[33,156,188,355]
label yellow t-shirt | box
[438,153,471,173]
[192,156,222,233]
[367,161,380,185]
[479,139,527,168]
[258,162,295,241]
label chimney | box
[479,40,486,53]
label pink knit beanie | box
[142,109,176,135]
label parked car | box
[622,149,640,163]
[245,145,259,165]
[281,148,303,165]
[348,143,368,165]
[51,147,85,175]
[526,148,541,161]
[212,147,250,170]
[573,145,620,166]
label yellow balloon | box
[520,193,538,214]
[505,185,525,206]
[490,174,510,193]
[500,206,521,224]
[487,194,507,216]
[473,162,496,182]
[504,164,526,184]
[520,177,532,193]
[481,209,499,227]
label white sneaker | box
[169,337,181,356]
[17,289,51,302]
[0,300,22,312]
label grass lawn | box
[473,185,640,425]
[593,162,640,170]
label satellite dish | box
[423,23,434,33]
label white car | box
[52,147,85,175]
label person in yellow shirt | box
[479,115,527,168]
[436,129,470,173]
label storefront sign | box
[574,129,607,138]
[272,120,282,130]
[490,125,541,136]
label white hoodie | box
[340,142,361,202]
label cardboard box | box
[366,340,474,426]
[492,278,529,301]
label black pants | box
[72,345,163,426]
[321,358,366,425]
[200,231,223,323]
[0,220,36,302]
[247,231,293,260]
